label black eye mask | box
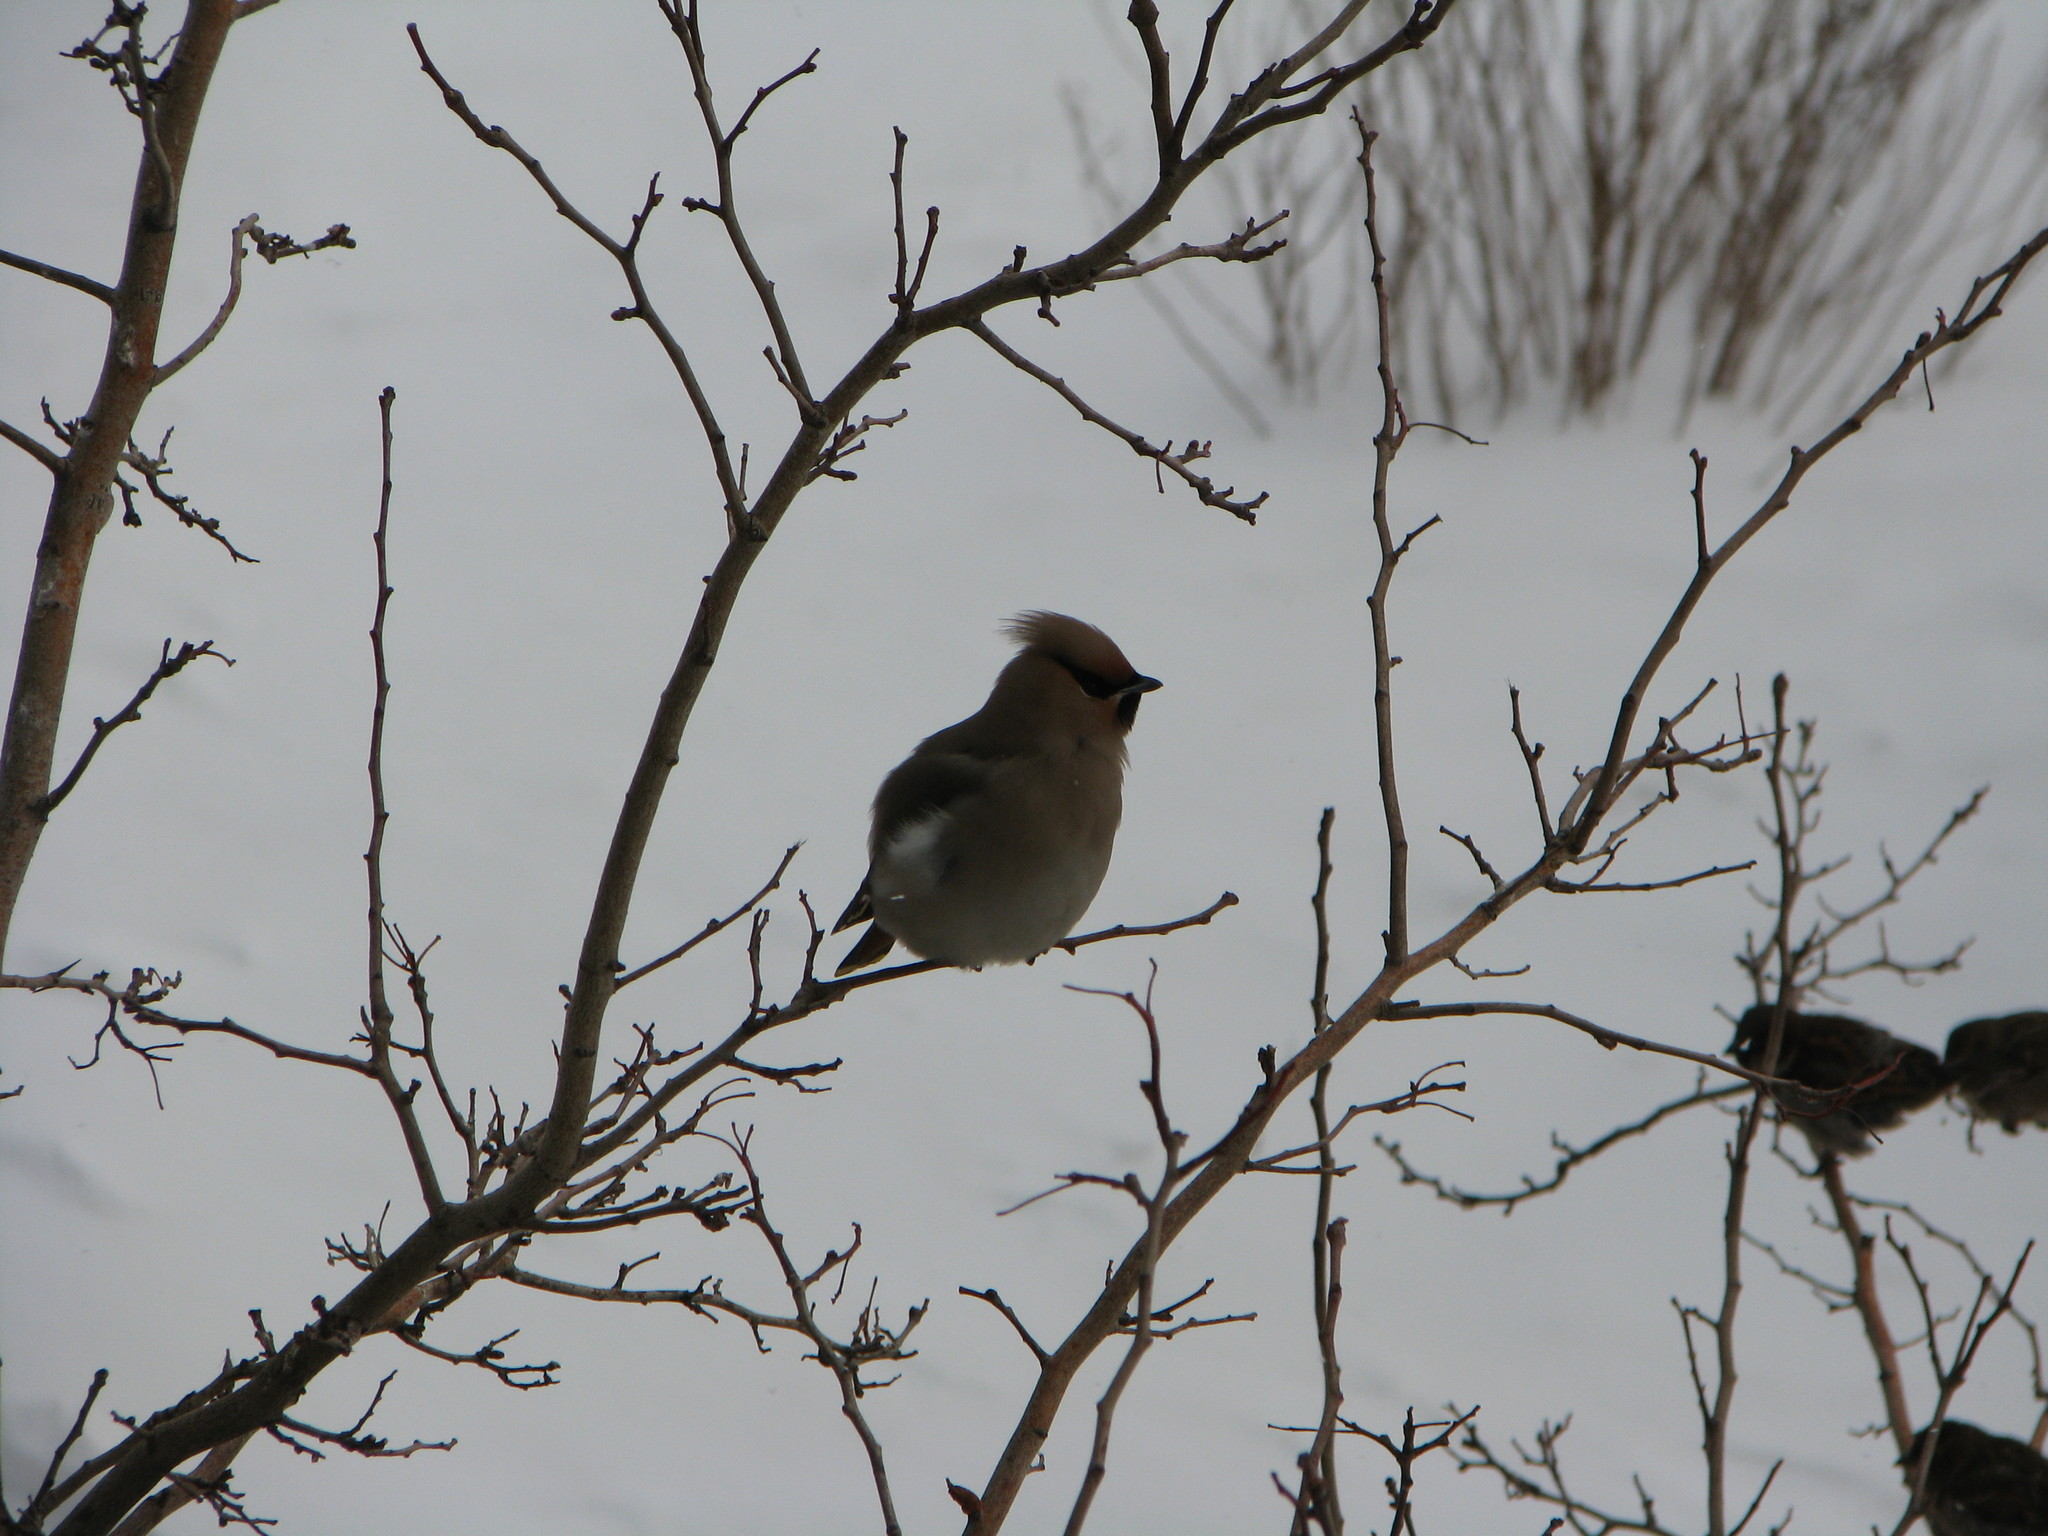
[1058,659,1123,700]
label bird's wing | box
[832,750,1001,935]
[870,750,1002,861]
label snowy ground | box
[4,4,2046,1533]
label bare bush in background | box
[1140,0,2048,422]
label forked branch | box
[32,639,233,819]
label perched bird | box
[1907,1419,2048,1536]
[832,612,1160,976]
[1946,1011,2048,1133]
[1728,1004,1951,1157]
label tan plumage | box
[833,613,1160,975]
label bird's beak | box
[1119,675,1163,697]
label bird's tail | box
[834,922,897,976]
[831,878,874,934]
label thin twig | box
[407,25,752,532]
[1059,980,1185,1536]
[729,1136,917,1536]
[1,966,374,1077]
[1091,213,1290,284]
[0,246,116,304]
[21,1370,110,1528]
[1376,1079,1744,1214]
[1359,115,1417,967]
[363,387,443,1211]
[616,844,800,987]
[153,214,355,386]
[662,4,816,409]
[961,1287,1052,1367]
[32,639,233,819]
[1381,1000,1798,1090]
[1295,808,1345,1535]
[964,319,1265,521]
[0,415,65,473]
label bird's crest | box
[1003,611,1140,686]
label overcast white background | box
[4,3,2047,1532]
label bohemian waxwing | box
[1945,1010,2048,1133]
[1907,1420,2048,1536]
[1728,1005,1950,1157]
[832,612,1160,975]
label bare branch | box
[20,1369,111,1530]
[660,3,817,406]
[153,214,355,386]
[406,26,752,531]
[100,1432,259,1536]
[1171,0,1241,151]
[1126,0,1175,176]
[1807,788,1988,965]
[1053,890,1240,953]
[883,128,942,318]
[962,1287,1052,1367]
[1508,685,1554,840]
[1570,230,2048,857]
[1058,981,1184,1536]
[0,246,116,304]
[0,415,65,473]
[360,387,444,1213]
[1300,1404,1481,1536]
[267,1374,454,1461]
[1248,1065,1471,1173]
[389,1325,559,1391]
[1092,212,1290,284]
[722,46,819,150]
[1703,1045,1768,1535]
[1294,807,1345,1535]
[1,965,374,1077]
[1359,114,1416,968]
[729,1135,920,1536]
[1207,2,1461,156]
[506,1262,812,1345]
[1453,1412,1684,1536]
[1382,1000,1794,1089]
[575,891,1236,1182]
[1285,1216,1347,1536]
[32,639,232,819]
[1440,824,1504,890]
[1854,1194,2048,1413]
[616,843,800,987]
[1376,1079,1745,1214]
[115,429,256,561]
[962,230,2048,1536]
[809,409,906,485]
[965,319,1264,521]
[1690,449,1710,568]
[383,926,477,1195]
[1890,1238,2035,1534]
[1546,859,1754,895]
